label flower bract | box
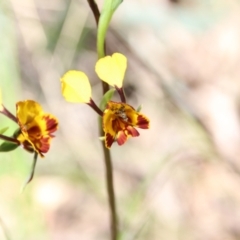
[61,70,92,103]
[16,100,58,157]
[95,53,127,88]
[103,101,149,148]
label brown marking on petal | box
[28,126,41,138]
[105,133,115,148]
[127,126,139,137]
[38,136,51,153]
[103,101,149,147]
[21,139,45,157]
[111,119,117,132]
[21,140,35,153]
[30,136,51,157]
[112,118,124,135]
[24,128,52,156]
[43,115,58,133]
[116,131,127,146]
[16,103,58,157]
[137,114,150,129]
[25,125,52,157]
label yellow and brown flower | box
[103,101,149,148]
[16,100,58,157]
[60,53,150,148]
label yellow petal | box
[102,108,117,148]
[61,70,92,103]
[16,100,43,126]
[95,53,127,88]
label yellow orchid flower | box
[95,53,127,89]
[103,101,149,148]
[16,100,58,157]
[60,53,150,149]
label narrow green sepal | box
[0,126,9,135]
[13,128,21,138]
[99,136,105,141]
[21,152,38,192]
[136,105,142,112]
[0,141,19,152]
[100,88,115,110]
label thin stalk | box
[116,87,126,103]
[1,106,18,123]
[87,0,118,239]
[88,99,103,116]
[0,134,20,145]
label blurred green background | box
[1,0,240,239]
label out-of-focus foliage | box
[1,0,240,239]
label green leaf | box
[97,0,123,58]
[0,126,9,135]
[99,88,115,110]
[0,141,19,152]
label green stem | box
[97,19,110,59]
[96,0,123,59]
[87,1,118,239]
[86,0,109,94]
[96,7,113,59]
[100,128,118,240]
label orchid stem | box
[87,0,118,239]
[100,132,118,240]
[86,0,108,94]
